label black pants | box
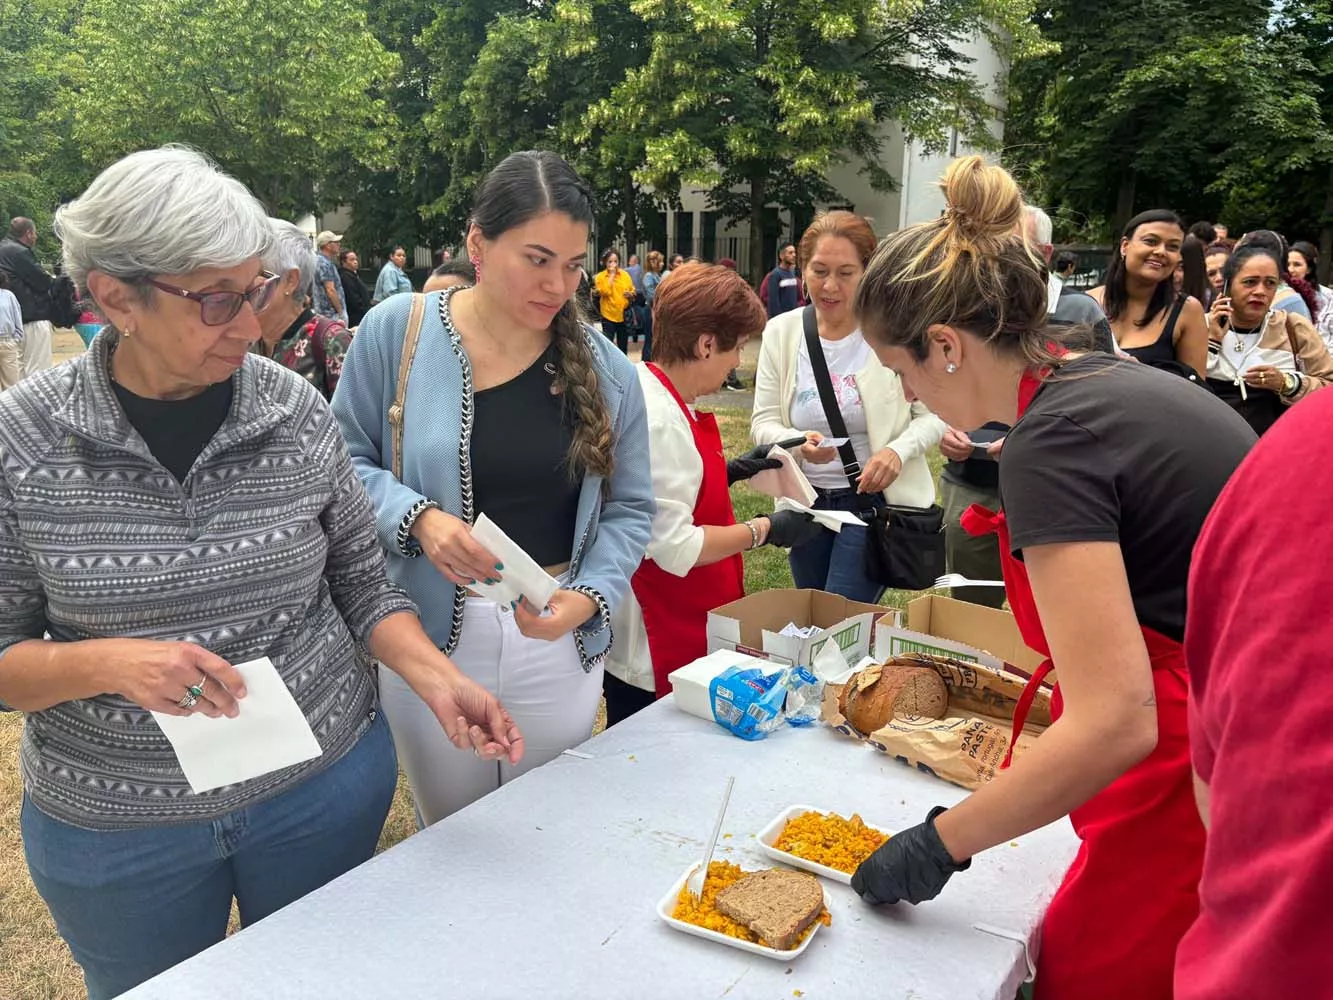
[603,319,629,353]
[603,671,656,728]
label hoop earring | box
[470,255,482,282]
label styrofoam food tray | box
[655,862,826,960]
[756,804,894,885]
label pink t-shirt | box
[1177,390,1333,998]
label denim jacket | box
[332,288,655,668]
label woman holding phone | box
[1204,243,1333,435]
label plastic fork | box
[686,775,735,898]
[933,573,1007,589]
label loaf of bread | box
[714,869,825,951]
[838,660,949,736]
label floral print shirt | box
[267,310,353,400]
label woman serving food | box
[847,156,1256,1000]
[603,263,820,725]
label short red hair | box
[651,263,766,365]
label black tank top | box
[1123,296,1186,366]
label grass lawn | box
[0,400,946,998]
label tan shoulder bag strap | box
[388,293,428,480]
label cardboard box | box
[875,594,1045,676]
[706,589,884,672]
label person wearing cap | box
[313,230,347,323]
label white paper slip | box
[468,513,562,610]
[818,436,849,447]
[779,622,822,639]
[775,496,865,533]
[748,446,817,506]
[152,657,322,795]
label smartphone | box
[776,435,808,450]
[1215,296,1230,329]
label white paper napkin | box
[152,657,323,794]
[749,446,817,506]
[775,496,865,533]
[467,513,562,610]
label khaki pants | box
[21,320,53,376]
[940,477,1006,609]
[0,338,22,391]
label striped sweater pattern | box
[0,332,416,830]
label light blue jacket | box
[332,289,655,667]
[373,261,414,304]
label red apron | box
[960,374,1203,1000]
[632,364,745,697]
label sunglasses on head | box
[143,272,281,326]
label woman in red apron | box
[602,264,822,725]
[845,156,1256,999]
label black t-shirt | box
[112,379,234,483]
[471,343,580,567]
[1000,354,1256,641]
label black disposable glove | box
[764,510,824,549]
[726,445,782,486]
[851,806,971,905]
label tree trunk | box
[1319,161,1333,285]
[622,175,639,258]
[1114,171,1136,234]
[748,171,767,286]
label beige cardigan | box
[750,308,945,509]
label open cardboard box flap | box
[706,589,883,669]
[877,594,1048,681]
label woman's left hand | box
[858,447,903,494]
[513,589,598,642]
[421,670,525,765]
[1243,365,1287,394]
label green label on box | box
[889,636,959,660]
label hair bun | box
[938,155,1024,244]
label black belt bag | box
[801,306,945,591]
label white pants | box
[21,320,52,376]
[378,596,604,827]
[0,339,21,391]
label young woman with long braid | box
[334,151,654,826]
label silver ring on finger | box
[177,688,200,710]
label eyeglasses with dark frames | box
[143,272,281,326]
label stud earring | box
[945,362,958,374]
[470,254,482,282]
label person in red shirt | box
[1176,388,1333,998]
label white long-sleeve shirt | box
[606,363,707,692]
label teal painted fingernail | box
[466,578,477,586]
[495,563,504,571]
[486,578,499,585]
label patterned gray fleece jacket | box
[0,331,416,830]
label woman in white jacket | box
[751,211,945,602]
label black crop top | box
[470,343,580,567]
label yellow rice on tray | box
[773,810,889,874]
[671,861,831,949]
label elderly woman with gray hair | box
[256,218,354,399]
[0,146,523,1000]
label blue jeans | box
[23,709,397,1000]
[787,487,886,604]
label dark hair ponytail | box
[1103,209,1183,326]
[470,151,613,481]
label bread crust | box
[714,869,824,950]
[839,661,949,736]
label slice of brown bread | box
[842,661,949,736]
[714,869,824,950]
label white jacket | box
[750,308,945,509]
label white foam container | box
[756,804,895,885]
[655,863,826,960]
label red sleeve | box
[1177,390,1333,998]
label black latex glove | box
[764,510,824,549]
[726,445,782,486]
[851,806,971,905]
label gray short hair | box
[265,219,317,299]
[1023,204,1053,246]
[53,146,272,295]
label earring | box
[945,362,958,374]
[470,255,482,282]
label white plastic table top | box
[123,698,1078,1000]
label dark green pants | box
[940,478,1005,609]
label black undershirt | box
[470,343,580,566]
[112,379,234,483]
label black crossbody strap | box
[801,306,869,499]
